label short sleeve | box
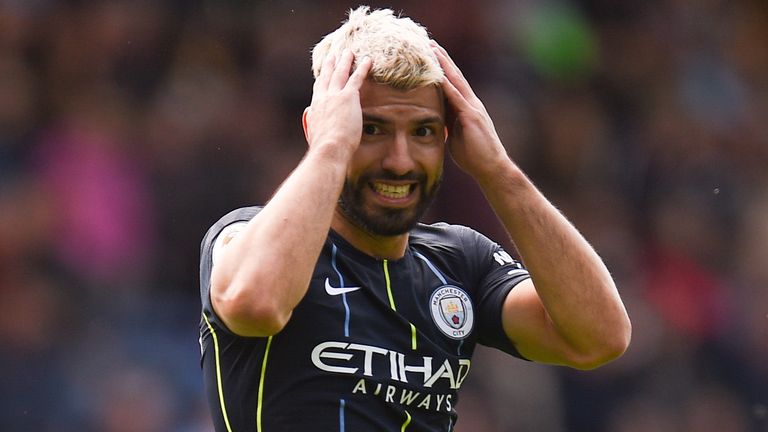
[458,227,531,359]
[199,206,262,332]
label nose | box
[381,132,416,175]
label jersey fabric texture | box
[199,206,531,432]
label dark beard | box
[338,171,442,236]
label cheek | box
[419,144,445,178]
[429,163,444,189]
[346,147,378,179]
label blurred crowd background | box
[1,0,766,431]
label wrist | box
[473,157,526,189]
[307,140,355,169]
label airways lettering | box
[351,378,454,413]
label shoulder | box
[209,205,263,233]
[202,206,263,245]
[409,222,501,278]
[411,222,521,280]
[411,221,496,253]
[199,206,263,309]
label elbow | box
[211,278,292,337]
[570,317,632,370]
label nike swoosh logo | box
[324,278,362,296]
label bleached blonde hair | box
[311,6,443,90]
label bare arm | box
[432,41,630,369]
[209,51,372,337]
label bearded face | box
[334,80,446,237]
[338,168,442,236]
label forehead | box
[359,80,444,121]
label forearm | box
[479,160,631,359]
[211,146,351,336]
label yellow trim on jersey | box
[202,313,234,432]
[401,410,412,431]
[383,260,418,350]
[383,259,396,311]
[383,260,417,350]
[256,336,274,432]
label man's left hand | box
[431,40,513,182]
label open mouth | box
[371,182,415,200]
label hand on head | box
[303,49,372,156]
[430,40,510,180]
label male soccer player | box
[199,6,631,431]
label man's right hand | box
[303,49,372,158]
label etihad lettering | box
[311,341,471,390]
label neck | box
[330,209,409,260]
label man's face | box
[339,80,446,236]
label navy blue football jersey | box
[199,206,530,431]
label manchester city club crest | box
[440,296,465,328]
[429,285,474,339]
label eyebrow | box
[362,114,444,125]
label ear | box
[444,126,449,143]
[302,107,311,144]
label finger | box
[329,49,355,91]
[346,56,372,90]
[430,40,458,73]
[430,40,465,81]
[431,40,477,101]
[439,61,473,114]
[432,42,471,95]
[440,71,463,105]
[439,73,462,127]
[314,53,337,94]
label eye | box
[363,124,382,135]
[414,126,435,137]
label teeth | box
[373,183,411,199]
